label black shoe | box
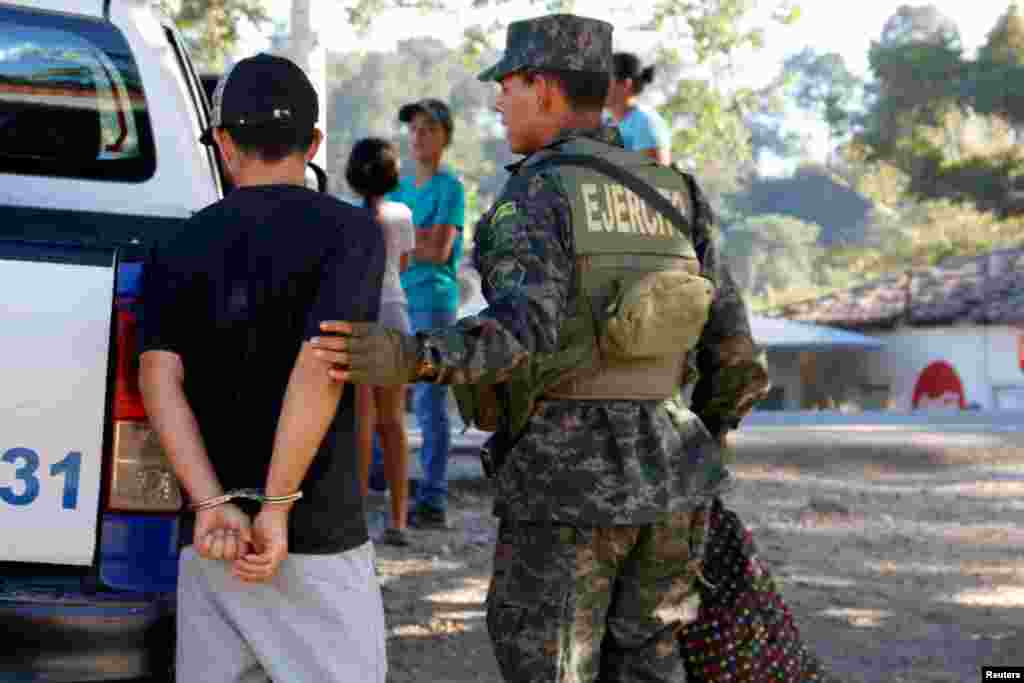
[367,468,388,493]
[409,504,448,529]
[379,527,411,547]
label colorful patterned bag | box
[679,498,837,682]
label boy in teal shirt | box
[387,99,465,527]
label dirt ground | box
[367,428,1024,683]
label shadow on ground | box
[368,430,1024,683]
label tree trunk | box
[288,0,314,74]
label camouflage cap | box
[477,14,613,82]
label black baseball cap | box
[398,98,454,138]
[200,53,318,146]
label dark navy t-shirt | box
[141,184,384,554]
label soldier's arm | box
[416,173,574,386]
[686,176,770,436]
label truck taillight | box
[113,308,146,421]
[108,303,183,512]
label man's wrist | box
[186,482,223,507]
[189,488,302,512]
[259,501,295,515]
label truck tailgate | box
[1,241,116,566]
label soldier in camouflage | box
[310,14,771,682]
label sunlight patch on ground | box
[390,624,435,638]
[390,617,474,639]
[378,557,462,572]
[436,610,487,621]
[737,429,1006,451]
[968,631,1016,641]
[733,469,1024,500]
[867,559,1024,578]
[940,525,1024,546]
[731,464,803,481]
[869,560,958,577]
[859,462,1024,482]
[945,584,1024,608]
[759,518,867,536]
[727,496,808,511]
[816,607,893,628]
[905,432,1007,450]
[424,577,489,605]
[931,480,1024,498]
[427,616,470,635]
[733,471,923,493]
[761,513,1024,548]
[785,573,857,589]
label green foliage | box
[851,3,1024,217]
[158,0,270,71]
[858,4,964,165]
[344,0,447,36]
[662,78,754,196]
[737,195,1024,312]
[831,142,910,208]
[966,5,1024,128]
[966,60,1024,124]
[783,48,862,144]
[908,152,1024,216]
[730,164,873,245]
[652,0,774,64]
[345,0,801,64]
[326,38,504,227]
[878,3,961,48]
[747,112,805,163]
[337,0,798,206]
[722,213,822,296]
[719,3,1024,307]
[977,2,1024,65]
[861,39,964,157]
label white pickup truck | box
[0,1,223,679]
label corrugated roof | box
[777,247,1024,330]
[750,315,884,351]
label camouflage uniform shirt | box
[417,126,767,525]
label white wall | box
[765,351,803,410]
[867,325,1024,410]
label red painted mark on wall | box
[1018,331,1024,373]
[912,361,966,410]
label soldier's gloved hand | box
[312,321,420,386]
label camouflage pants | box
[485,512,701,683]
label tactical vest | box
[455,137,714,438]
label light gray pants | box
[176,541,386,683]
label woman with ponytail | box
[345,137,415,546]
[607,51,673,165]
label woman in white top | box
[345,138,416,546]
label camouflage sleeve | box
[415,172,574,386]
[687,176,771,434]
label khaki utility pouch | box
[603,269,713,361]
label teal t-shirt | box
[617,105,671,152]
[388,168,466,312]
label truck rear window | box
[0,6,155,182]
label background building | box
[778,247,1024,410]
